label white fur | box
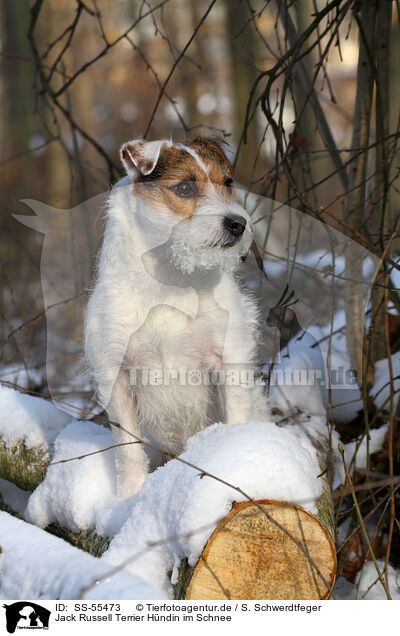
[85,139,269,497]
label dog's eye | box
[225,178,234,195]
[172,180,198,198]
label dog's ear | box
[120,139,166,176]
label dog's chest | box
[127,300,227,451]
[128,301,227,370]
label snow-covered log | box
[0,512,164,600]
[0,385,70,490]
[102,420,337,600]
[174,416,337,599]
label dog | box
[84,137,269,497]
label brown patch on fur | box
[135,137,235,218]
[189,137,234,174]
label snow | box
[262,250,375,286]
[355,560,400,600]
[371,351,400,413]
[336,560,400,600]
[0,409,328,598]
[0,477,31,516]
[268,329,327,416]
[23,419,325,549]
[287,415,350,488]
[307,311,362,422]
[25,419,117,533]
[267,310,364,422]
[0,512,165,600]
[102,420,323,595]
[389,256,400,294]
[342,424,388,476]
[295,250,375,281]
[285,312,400,421]
[290,413,332,442]
[327,424,388,487]
[0,364,44,390]
[276,414,387,489]
[291,416,388,487]
[0,384,71,449]
[261,244,377,424]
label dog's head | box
[119,137,253,274]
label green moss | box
[0,439,49,491]
[172,558,197,599]
[46,523,110,558]
[315,484,336,543]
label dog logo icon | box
[3,602,50,633]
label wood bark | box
[369,0,393,366]
[344,1,376,383]
[224,0,260,184]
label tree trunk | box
[224,0,260,185]
[291,0,321,208]
[344,1,376,383]
[388,4,400,250]
[369,0,393,366]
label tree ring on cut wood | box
[184,499,337,600]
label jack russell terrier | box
[85,137,269,497]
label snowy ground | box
[0,379,396,600]
[335,561,400,600]
[0,512,164,600]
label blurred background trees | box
[2,0,398,356]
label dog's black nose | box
[223,214,247,236]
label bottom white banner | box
[1,600,398,635]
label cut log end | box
[178,500,336,600]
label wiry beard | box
[170,235,244,274]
